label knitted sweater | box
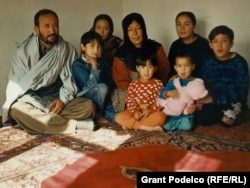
[200,53,249,111]
[126,78,163,113]
[168,35,212,78]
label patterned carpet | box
[0,116,249,187]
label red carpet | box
[42,144,250,188]
[184,110,250,149]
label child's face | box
[81,39,102,59]
[174,57,195,79]
[175,15,195,40]
[95,19,111,40]
[209,34,233,60]
[136,60,157,82]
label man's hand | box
[49,99,65,114]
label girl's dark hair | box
[81,31,104,47]
[34,9,58,26]
[122,12,148,47]
[175,11,196,25]
[208,25,234,41]
[90,14,114,39]
[135,52,157,67]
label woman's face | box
[94,19,111,40]
[175,15,195,40]
[127,20,143,48]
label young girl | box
[115,53,166,132]
[195,25,249,127]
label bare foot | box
[95,113,109,124]
[139,125,163,132]
[122,126,128,130]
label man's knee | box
[73,97,96,116]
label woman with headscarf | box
[111,12,170,112]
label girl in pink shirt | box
[115,53,166,131]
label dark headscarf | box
[115,12,160,71]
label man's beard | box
[39,33,59,45]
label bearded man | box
[2,9,96,134]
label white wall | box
[0,0,250,114]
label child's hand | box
[185,104,196,114]
[157,105,164,111]
[134,109,151,120]
[196,94,213,104]
[166,89,180,99]
[134,111,142,120]
[85,56,98,69]
[140,109,151,120]
[168,75,178,81]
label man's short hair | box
[34,9,58,26]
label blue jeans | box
[103,99,116,123]
[84,83,107,112]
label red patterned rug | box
[0,112,249,187]
[184,110,250,150]
[0,125,162,187]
